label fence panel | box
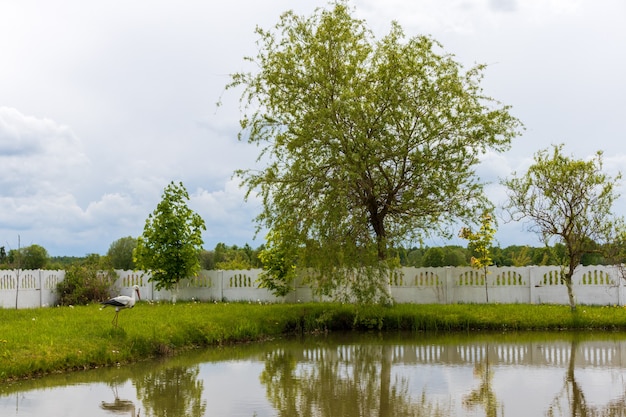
[390,267,448,304]
[0,270,17,308]
[0,270,65,308]
[221,269,283,302]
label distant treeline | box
[0,241,615,271]
[197,242,614,270]
[191,242,619,269]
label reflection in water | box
[3,332,626,416]
[463,345,502,417]
[257,333,626,417]
[134,365,206,417]
[260,341,448,416]
[546,338,626,417]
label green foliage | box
[211,243,261,270]
[422,247,445,267]
[8,244,49,269]
[460,211,496,301]
[55,255,117,305]
[107,236,138,270]
[47,256,84,269]
[198,249,216,270]
[503,144,626,310]
[257,231,297,296]
[215,252,253,270]
[134,181,206,291]
[405,248,425,267]
[440,246,466,266]
[508,246,532,267]
[419,246,467,267]
[459,211,496,271]
[228,1,521,301]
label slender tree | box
[134,181,206,292]
[257,230,297,297]
[227,1,521,301]
[460,211,496,302]
[502,144,625,311]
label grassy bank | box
[2,302,626,382]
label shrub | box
[56,261,117,305]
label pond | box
[2,331,626,416]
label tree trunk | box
[563,267,577,312]
[566,339,587,415]
[484,266,489,303]
[368,209,387,261]
[378,345,391,417]
[363,186,388,262]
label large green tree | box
[502,144,625,311]
[107,236,138,270]
[228,1,521,300]
[9,244,49,269]
[134,181,206,291]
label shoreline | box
[2,302,626,382]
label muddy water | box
[2,331,626,416]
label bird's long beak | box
[136,288,141,300]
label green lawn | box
[2,301,626,382]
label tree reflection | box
[547,338,590,417]
[463,345,502,417]
[260,342,449,416]
[133,365,206,417]
[547,338,626,417]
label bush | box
[56,262,117,305]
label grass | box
[2,301,626,382]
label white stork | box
[101,285,141,327]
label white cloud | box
[0,0,623,255]
[0,107,90,196]
[190,179,264,248]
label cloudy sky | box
[1,0,624,256]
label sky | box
[0,0,625,257]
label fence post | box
[445,267,452,304]
[617,265,624,306]
[529,266,535,305]
[220,270,224,301]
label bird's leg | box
[112,312,119,327]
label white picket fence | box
[1,265,625,308]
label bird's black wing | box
[101,299,126,307]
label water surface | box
[2,331,626,416]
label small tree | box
[134,181,206,293]
[502,144,625,311]
[459,211,496,302]
[257,230,297,297]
